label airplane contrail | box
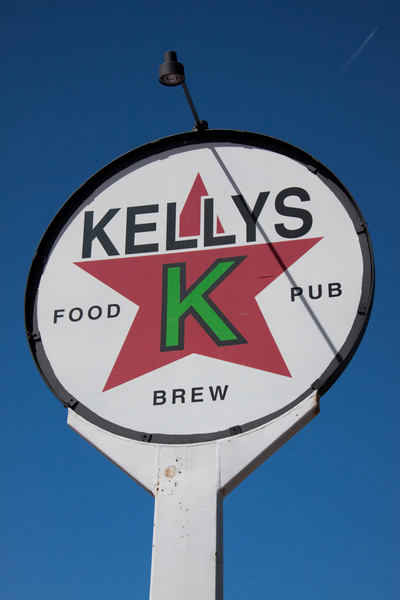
[320,28,377,97]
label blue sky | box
[1,1,399,598]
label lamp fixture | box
[159,51,208,131]
[159,51,185,86]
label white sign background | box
[30,135,371,441]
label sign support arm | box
[67,391,318,599]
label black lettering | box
[209,385,229,401]
[172,389,186,404]
[166,203,197,251]
[309,284,322,300]
[274,187,313,238]
[53,309,65,323]
[125,205,159,254]
[153,390,166,405]
[291,287,303,302]
[88,305,102,320]
[107,304,120,318]
[329,282,342,297]
[191,387,204,402]
[232,192,269,242]
[204,198,236,247]
[82,209,120,258]
[69,307,83,322]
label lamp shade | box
[159,51,185,86]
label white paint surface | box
[68,391,319,599]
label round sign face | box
[26,130,374,443]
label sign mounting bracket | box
[68,391,319,599]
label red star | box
[75,238,321,391]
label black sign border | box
[25,129,375,444]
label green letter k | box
[161,256,247,351]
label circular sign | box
[25,130,374,443]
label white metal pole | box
[149,444,223,599]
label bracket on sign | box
[68,390,319,600]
